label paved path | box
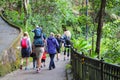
[0,17,19,54]
[0,54,69,80]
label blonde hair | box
[50,32,54,36]
[23,32,29,37]
[64,30,71,38]
[56,34,61,38]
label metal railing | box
[71,48,120,80]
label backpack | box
[34,34,44,47]
[34,28,42,38]
[65,36,71,45]
[21,38,28,48]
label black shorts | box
[21,48,30,58]
[41,59,45,62]
[57,47,61,53]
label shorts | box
[64,45,71,48]
[35,47,44,59]
[41,59,45,62]
[57,47,61,53]
[21,48,30,58]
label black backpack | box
[65,36,71,45]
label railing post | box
[100,58,104,80]
[81,52,85,80]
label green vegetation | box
[0,0,120,65]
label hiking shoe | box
[20,65,22,70]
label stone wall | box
[0,12,22,76]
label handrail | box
[71,47,120,80]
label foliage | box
[101,20,120,64]
[72,37,91,55]
[66,63,72,70]
[0,63,11,76]
[1,0,120,65]
[3,9,24,27]
[101,38,120,64]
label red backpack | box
[21,38,28,48]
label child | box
[41,50,47,68]
[30,43,37,69]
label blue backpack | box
[34,34,44,47]
[34,28,42,39]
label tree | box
[23,0,31,29]
[95,0,106,59]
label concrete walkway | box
[0,54,70,80]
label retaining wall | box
[0,12,22,76]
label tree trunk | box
[91,0,95,52]
[23,0,29,14]
[95,0,106,59]
[23,0,29,27]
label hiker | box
[32,25,46,73]
[63,29,71,60]
[47,32,59,70]
[41,50,47,68]
[20,32,32,70]
[55,34,62,61]
[30,42,37,69]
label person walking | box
[41,50,47,68]
[32,26,46,73]
[30,42,37,69]
[47,32,59,70]
[20,32,32,70]
[55,34,62,61]
[63,29,71,60]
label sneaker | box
[36,68,41,73]
[20,65,22,70]
[33,67,36,70]
[67,57,69,60]
[44,64,46,67]
[52,67,55,69]
[57,58,59,61]
[49,68,52,70]
[64,57,66,61]
[25,67,29,70]
[41,65,43,68]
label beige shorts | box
[35,47,44,58]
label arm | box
[55,38,59,48]
[28,38,32,52]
